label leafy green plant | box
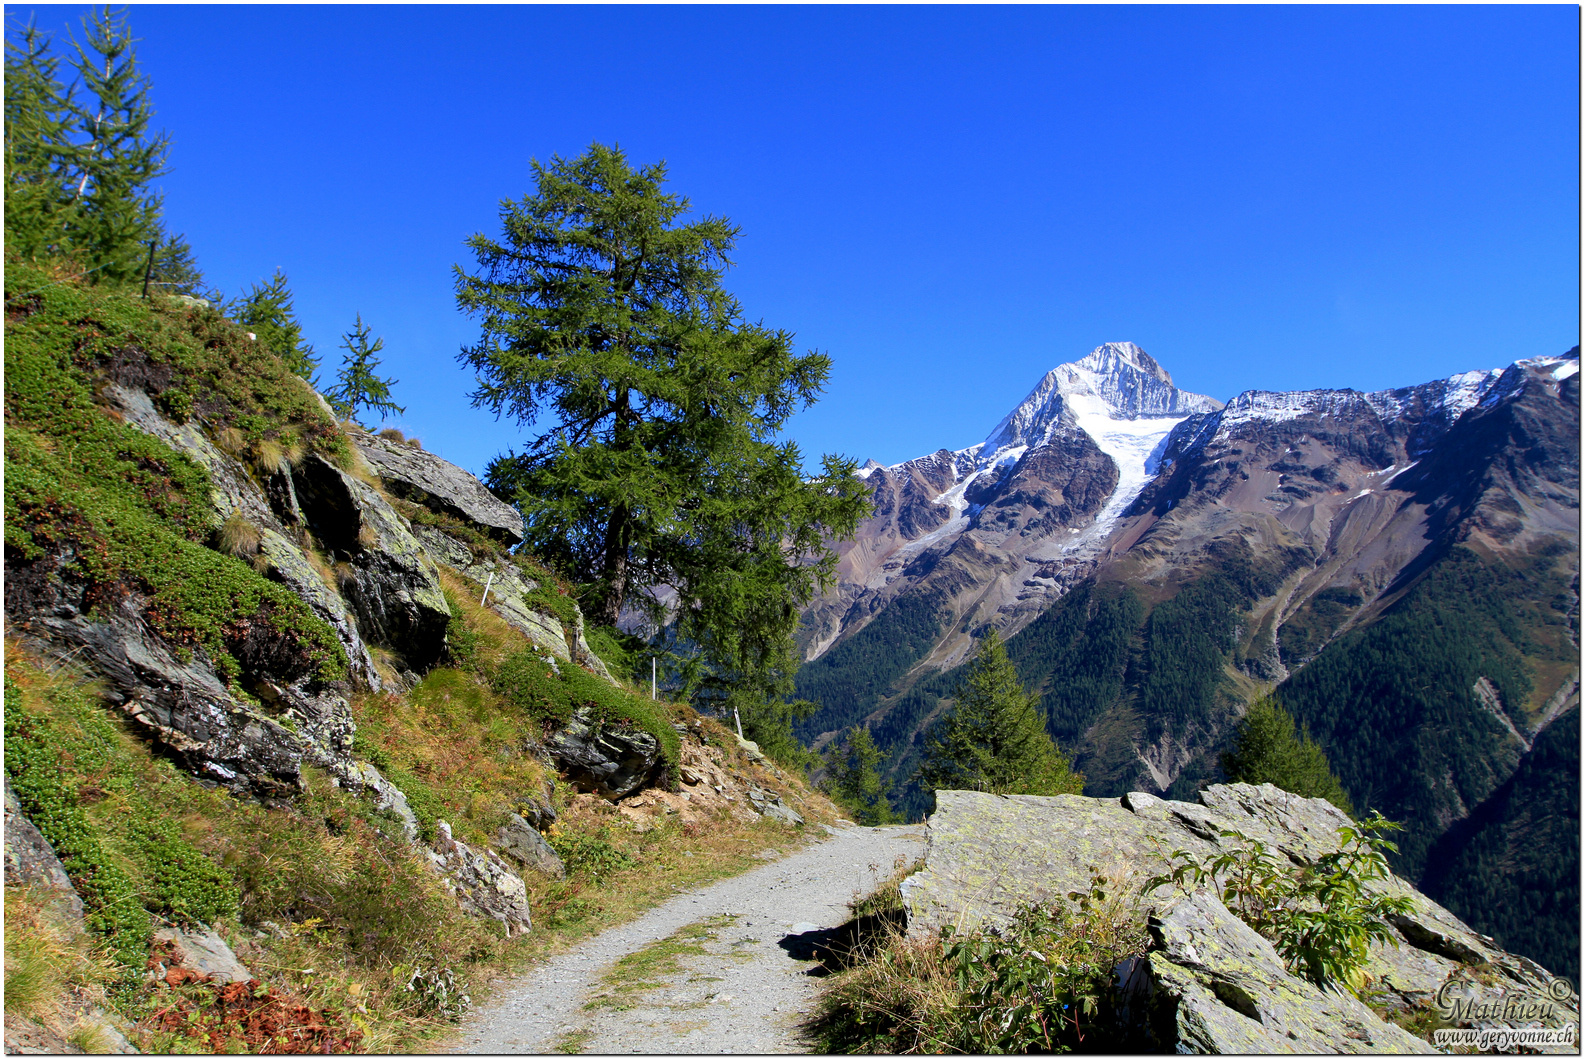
[809,869,1147,1054]
[1147,814,1415,990]
[545,826,637,881]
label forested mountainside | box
[794,341,1580,979]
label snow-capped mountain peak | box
[977,342,1223,461]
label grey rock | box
[1133,889,1433,1053]
[547,706,661,800]
[102,384,380,694]
[4,779,85,929]
[745,786,804,826]
[495,813,565,878]
[104,384,276,530]
[151,925,252,984]
[411,525,617,683]
[292,454,450,670]
[734,735,767,764]
[348,426,525,546]
[903,784,1577,1054]
[337,761,420,842]
[429,821,532,936]
[24,608,307,799]
[257,527,380,691]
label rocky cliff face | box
[904,786,1578,1053]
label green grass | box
[581,915,737,1012]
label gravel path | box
[449,822,926,1054]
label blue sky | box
[10,4,1579,476]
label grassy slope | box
[3,266,839,1051]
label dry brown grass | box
[216,511,262,562]
[3,886,118,1031]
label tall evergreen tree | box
[4,17,76,262]
[232,270,318,380]
[455,142,869,719]
[324,313,404,425]
[4,8,167,280]
[1221,696,1354,815]
[146,232,210,299]
[826,725,898,825]
[915,629,1084,798]
[63,6,168,283]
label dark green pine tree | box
[455,142,870,735]
[324,313,404,425]
[231,270,318,380]
[147,232,211,299]
[826,725,898,825]
[63,6,168,284]
[1220,696,1354,816]
[915,629,1085,798]
[4,17,77,262]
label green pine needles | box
[1221,696,1354,815]
[4,8,168,283]
[324,312,404,424]
[915,629,1084,798]
[455,141,869,730]
[825,726,898,825]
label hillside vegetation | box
[3,263,840,1051]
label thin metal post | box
[480,571,494,606]
[651,657,656,700]
[733,704,743,740]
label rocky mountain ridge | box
[794,339,1579,980]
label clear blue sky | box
[11,4,1580,476]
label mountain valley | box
[794,341,1580,979]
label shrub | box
[4,704,151,970]
[545,825,637,881]
[1147,814,1415,990]
[810,868,1147,1053]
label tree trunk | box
[596,501,630,627]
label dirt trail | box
[449,823,926,1054]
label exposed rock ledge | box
[902,785,1578,1054]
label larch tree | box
[231,270,318,381]
[324,314,404,425]
[4,8,167,282]
[915,629,1084,798]
[1220,696,1354,816]
[826,725,898,825]
[454,142,869,737]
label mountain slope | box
[793,340,1579,978]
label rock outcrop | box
[348,427,525,547]
[4,779,85,928]
[428,822,532,937]
[292,454,451,673]
[547,706,663,799]
[494,813,565,878]
[901,785,1578,1054]
[411,525,615,682]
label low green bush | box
[4,700,151,970]
[1147,814,1415,990]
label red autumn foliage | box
[144,940,362,1053]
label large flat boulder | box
[348,427,525,547]
[901,785,1577,1054]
